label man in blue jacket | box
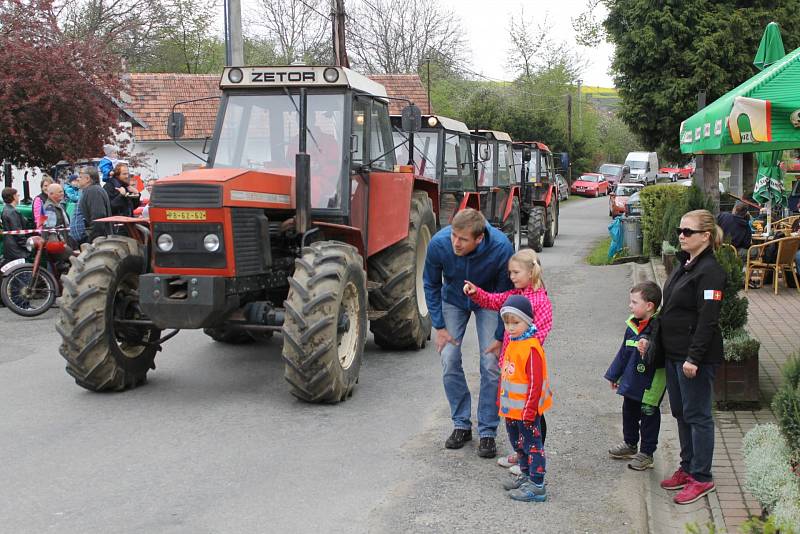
[423,208,514,458]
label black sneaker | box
[477,437,497,458]
[445,428,472,449]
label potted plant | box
[714,246,760,409]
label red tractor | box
[472,130,521,250]
[391,114,480,227]
[56,66,437,403]
[513,141,559,252]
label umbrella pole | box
[766,200,772,234]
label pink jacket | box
[470,285,553,366]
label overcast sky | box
[438,0,615,87]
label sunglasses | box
[675,227,706,237]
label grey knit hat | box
[500,295,534,326]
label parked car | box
[626,191,642,216]
[657,163,694,182]
[571,173,608,197]
[555,174,569,201]
[609,182,644,217]
[624,151,659,185]
[597,163,630,190]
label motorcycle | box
[1,232,71,317]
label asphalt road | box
[1,195,646,533]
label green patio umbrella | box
[751,23,786,216]
[679,25,800,155]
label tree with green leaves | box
[601,0,800,161]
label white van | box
[624,151,659,185]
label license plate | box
[1,258,25,274]
[166,210,207,221]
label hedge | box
[639,185,688,256]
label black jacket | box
[104,177,140,217]
[79,184,112,242]
[658,246,726,365]
[2,204,28,262]
[717,212,751,250]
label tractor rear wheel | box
[57,236,162,391]
[282,241,367,403]
[368,191,435,349]
[501,197,521,251]
[527,206,546,252]
[544,201,557,248]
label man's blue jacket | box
[423,223,514,341]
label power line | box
[297,0,330,21]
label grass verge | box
[586,236,613,266]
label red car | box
[571,173,609,197]
[609,182,643,217]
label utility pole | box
[332,0,349,67]
[566,93,573,181]
[576,79,582,134]
[426,58,431,114]
[225,0,244,65]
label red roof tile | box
[125,72,431,142]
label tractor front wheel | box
[368,191,435,349]
[282,241,367,403]
[527,206,546,252]
[57,236,162,391]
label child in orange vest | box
[464,248,553,471]
[497,295,552,502]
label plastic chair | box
[744,236,800,294]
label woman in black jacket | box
[648,209,726,505]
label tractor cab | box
[391,114,477,226]
[514,141,559,252]
[473,130,520,249]
[57,65,438,404]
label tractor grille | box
[231,208,271,276]
[151,183,222,208]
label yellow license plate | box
[166,210,207,221]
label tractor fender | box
[461,192,481,211]
[312,222,366,263]
[502,186,521,221]
[413,178,439,224]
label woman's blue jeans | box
[440,302,500,438]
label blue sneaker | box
[502,473,528,491]
[508,481,547,502]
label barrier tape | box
[0,227,70,236]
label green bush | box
[715,245,748,337]
[640,185,688,256]
[723,329,760,362]
[685,183,717,213]
[661,201,684,249]
[782,353,800,389]
[772,359,800,463]
[743,423,796,511]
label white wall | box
[131,140,207,180]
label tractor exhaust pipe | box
[295,87,311,234]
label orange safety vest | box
[499,336,553,420]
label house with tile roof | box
[123,71,431,179]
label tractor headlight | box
[203,234,220,252]
[323,67,339,83]
[25,237,35,251]
[157,233,174,252]
[427,116,438,127]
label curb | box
[647,257,727,533]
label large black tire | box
[282,241,367,403]
[527,206,546,252]
[368,191,435,349]
[501,197,521,252]
[203,326,257,344]
[57,236,162,391]
[544,200,557,248]
[0,264,58,317]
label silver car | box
[555,174,569,201]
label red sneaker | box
[660,468,692,490]
[673,480,715,505]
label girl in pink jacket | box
[464,248,553,470]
